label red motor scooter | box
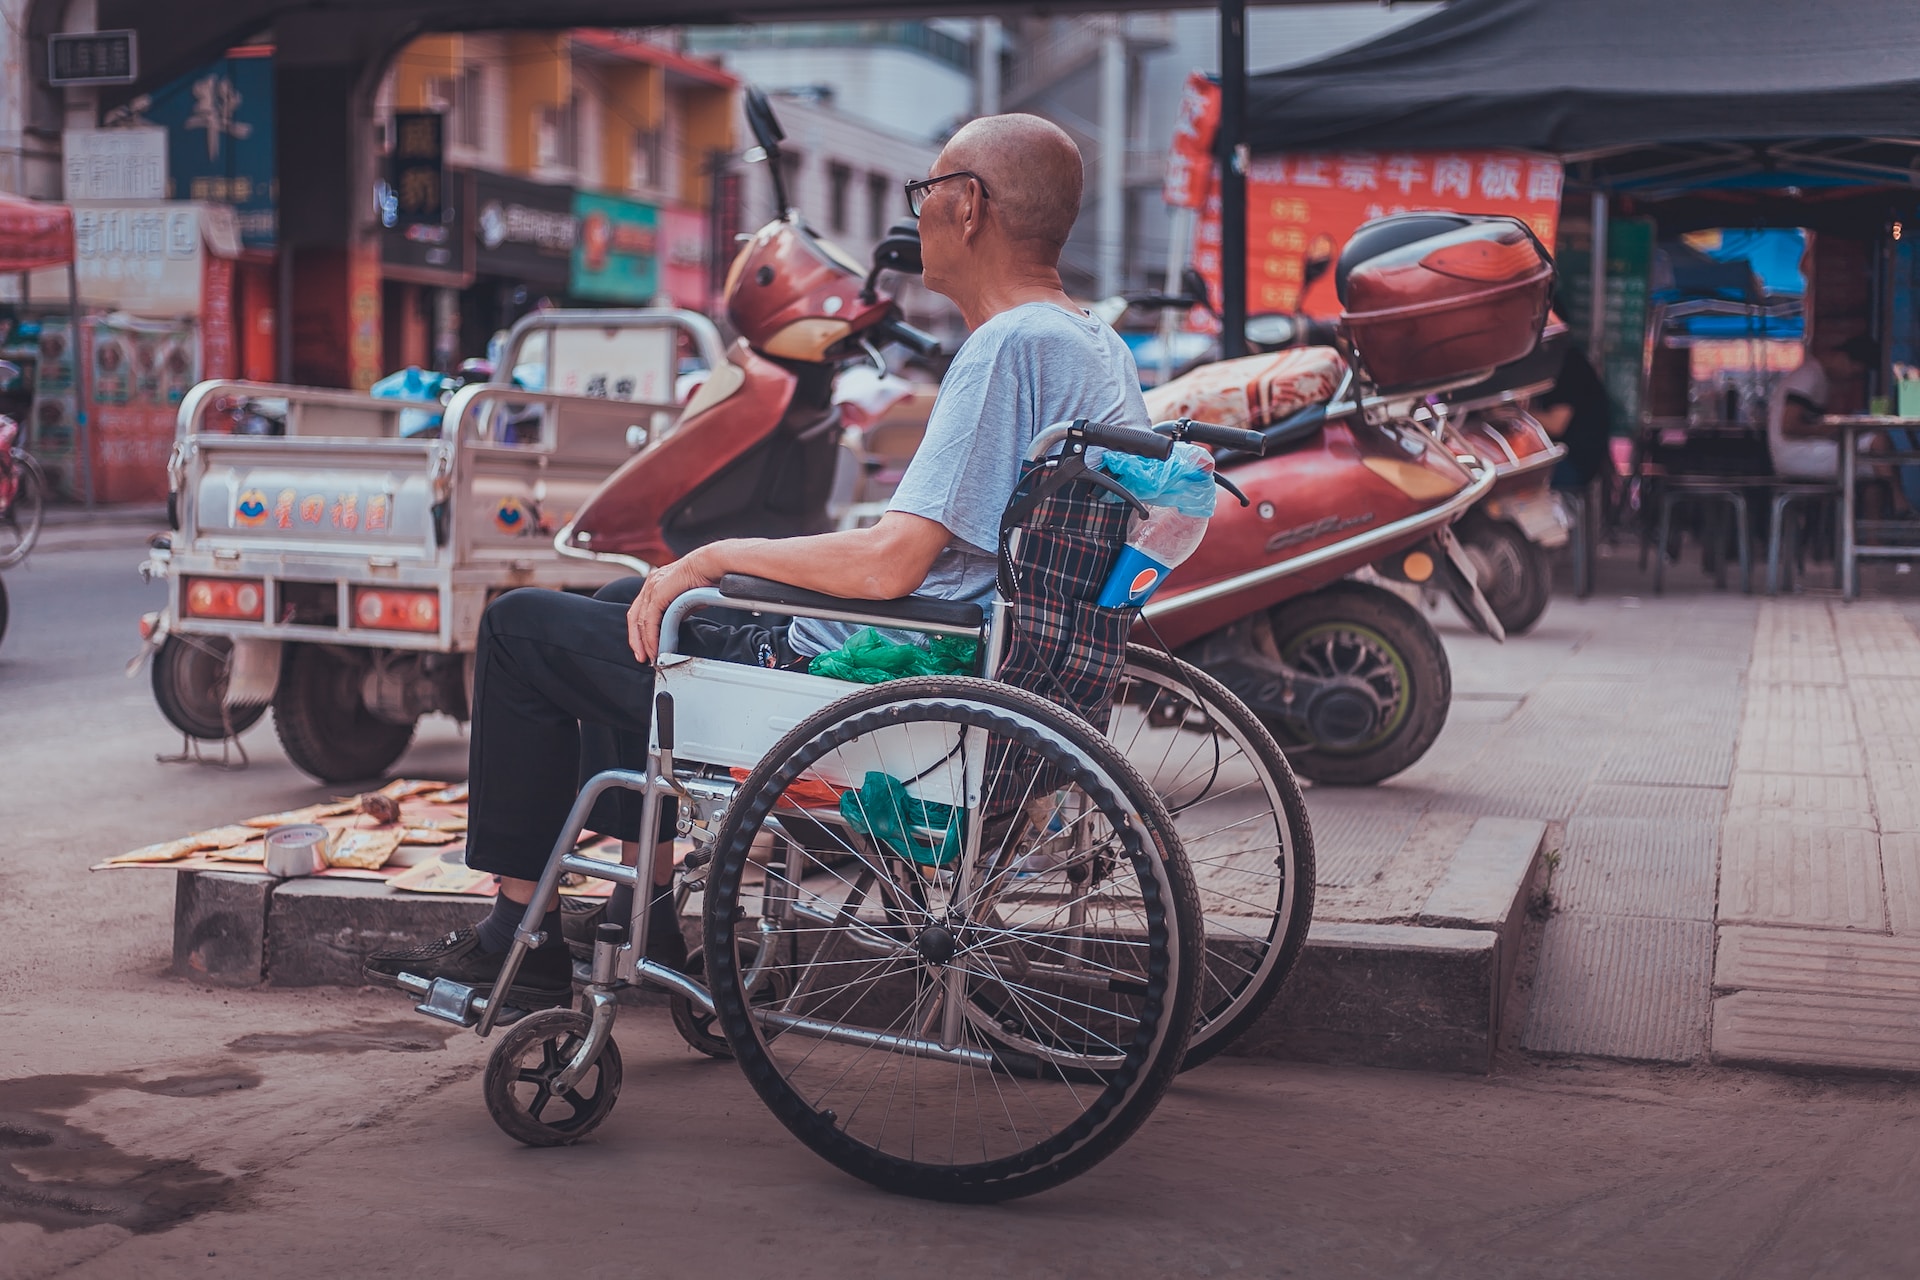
[556,90,941,571]
[1133,213,1557,784]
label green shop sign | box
[571,191,659,303]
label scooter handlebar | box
[1155,419,1267,454]
[873,317,942,358]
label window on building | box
[537,94,579,169]
[867,172,890,239]
[828,163,852,234]
[452,65,483,149]
[631,127,663,192]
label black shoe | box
[363,927,573,1007]
[646,896,690,974]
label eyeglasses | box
[904,171,989,217]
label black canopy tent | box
[1244,0,1920,160]
[1224,0,1920,358]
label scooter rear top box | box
[1338,216,1553,392]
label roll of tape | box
[265,823,329,878]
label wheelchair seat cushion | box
[717,574,985,630]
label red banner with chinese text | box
[1191,150,1563,321]
[1164,73,1221,210]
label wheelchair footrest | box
[407,974,525,1029]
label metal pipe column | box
[1218,0,1248,359]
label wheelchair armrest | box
[716,574,985,630]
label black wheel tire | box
[1261,580,1452,787]
[0,450,46,570]
[483,1008,622,1147]
[704,675,1202,1204]
[150,634,268,741]
[1113,644,1317,1071]
[1460,519,1552,636]
[272,644,415,784]
[670,944,791,1060]
[0,576,9,651]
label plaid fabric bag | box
[978,467,1138,819]
[993,474,1136,732]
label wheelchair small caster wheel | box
[483,1008,622,1147]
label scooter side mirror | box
[1244,314,1296,350]
[743,87,790,212]
[870,232,922,276]
[1180,266,1215,315]
[743,88,786,154]
[861,222,923,301]
[1303,235,1335,291]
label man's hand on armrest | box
[627,512,953,661]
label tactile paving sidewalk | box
[1709,599,1920,1074]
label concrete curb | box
[170,816,1547,1074]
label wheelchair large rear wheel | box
[1110,644,1316,1069]
[703,675,1201,1203]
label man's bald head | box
[938,114,1083,262]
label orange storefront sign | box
[1190,150,1564,321]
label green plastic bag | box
[839,771,964,868]
[808,627,979,685]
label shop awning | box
[0,195,75,273]
[1245,0,1920,159]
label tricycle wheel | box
[272,644,414,783]
[483,1008,622,1147]
[152,634,267,740]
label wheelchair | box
[393,418,1315,1202]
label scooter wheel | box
[1460,520,1552,636]
[483,1008,622,1147]
[1262,580,1451,787]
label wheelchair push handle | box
[1155,417,1267,455]
[1079,420,1175,461]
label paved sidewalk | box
[1356,575,1750,1064]
[1710,597,1920,1073]
[1384,560,1920,1074]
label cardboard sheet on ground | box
[93,780,622,898]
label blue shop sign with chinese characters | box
[142,47,277,250]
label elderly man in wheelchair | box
[362,112,1307,1202]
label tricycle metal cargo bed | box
[139,309,724,782]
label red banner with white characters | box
[1190,150,1563,321]
[1164,72,1221,210]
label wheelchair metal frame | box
[395,419,1206,1104]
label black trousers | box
[465,578,794,882]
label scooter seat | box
[716,574,985,630]
[1144,346,1347,435]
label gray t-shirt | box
[789,302,1149,657]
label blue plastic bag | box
[1094,441,1218,608]
[1100,442,1219,518]
[370,366,449,438]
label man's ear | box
[959,183,985,245]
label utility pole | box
[1218,0,1247,358]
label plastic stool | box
[1654,478,1751,595]
[1766,481,1841,595]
